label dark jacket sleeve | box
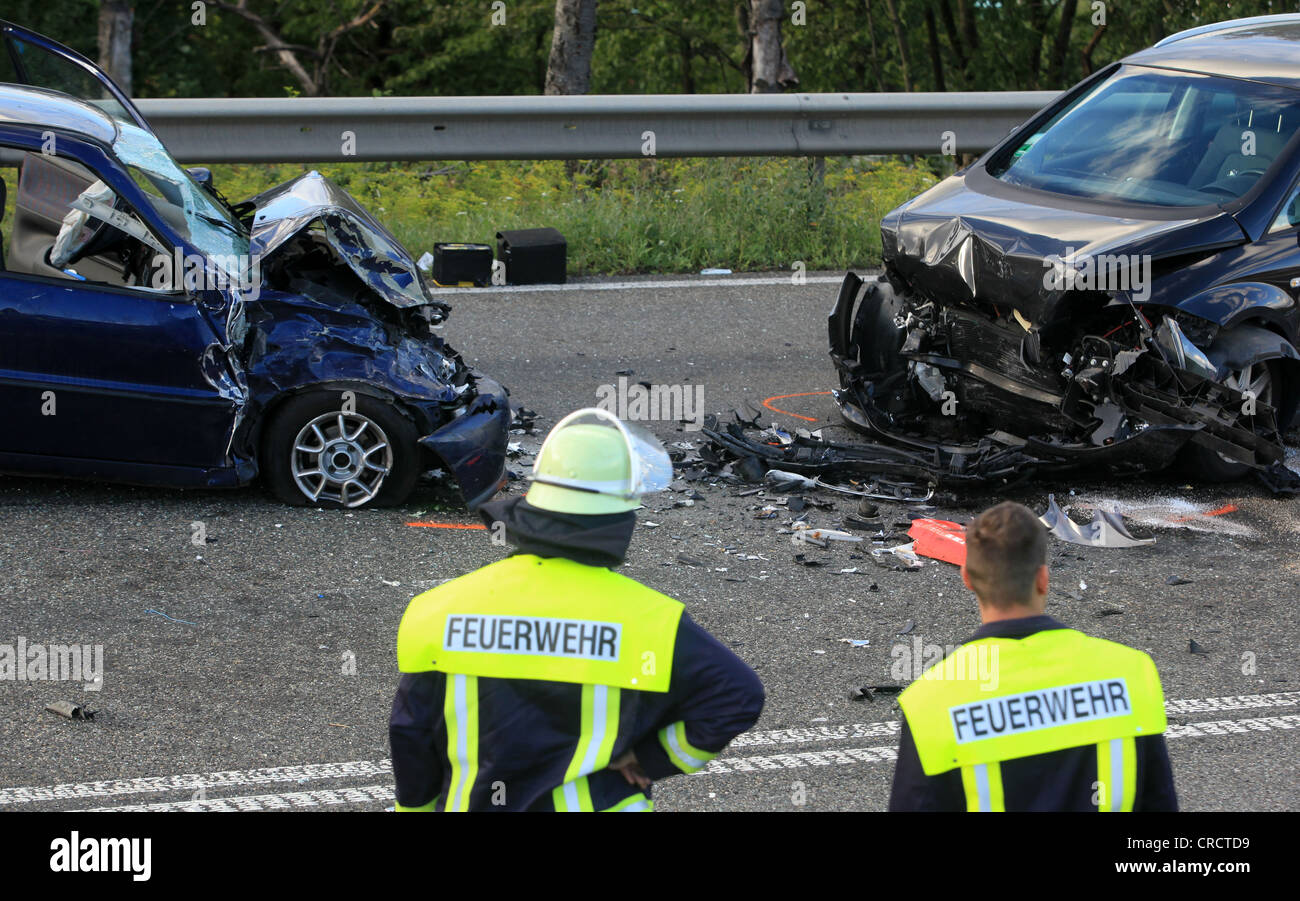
[631,613,765,780]
[888,716,965,811]
[389,672,446,810]
[1134,734,1178,811]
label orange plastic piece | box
[908,519,967,566]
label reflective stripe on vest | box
[551,683,623,811]
[396,555,685,691]
[899,629,1166,777]
[960,761,1006,812]
[443,673,480,811]
[1096,736,1138,812]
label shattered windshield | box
[990,66,1300,207]
[112,123,249,278]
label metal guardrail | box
[134,92,1061,164]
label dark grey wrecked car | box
[823,18,1300,490]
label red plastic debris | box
[908,519,967,566]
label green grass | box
[207,156,940,275]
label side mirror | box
[186,167,213,190]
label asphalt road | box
[1,273,1296,812]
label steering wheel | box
[1195,169,1268,199]
[51,184,128,269]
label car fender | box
[1206,322,1300,427]
[1173,281,1296,330]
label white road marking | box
[72,713,1300,810]
[0,759,392,806]
[4,690,1296,808]
[694,745,899,776]
[731,691,1300,749]
[1166,714,1300,738]
[428,275,846,296]
[1165,691,1300,715]
[79,785,395,813]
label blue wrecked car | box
[0,20,510,509]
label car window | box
[990,65,1300,208]
[1,28,139,128]
[4,144,178,291]
[1270,180,1300,232]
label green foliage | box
[13,1,1295,274]
[22,1,1299,96]
[208,155,937,274]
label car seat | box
[1191,117,1289,188]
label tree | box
[209,0,386,96]
[545,0,598,95]
[97,0,133,96]
[743,0,798,93]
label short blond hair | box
[963,501,1047,607]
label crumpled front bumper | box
[418,377,511,510]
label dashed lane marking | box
[80,785,395,813]
[5,691,1296,808]
[68,714,1300,809]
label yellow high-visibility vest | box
[396,554,684,692]
[899,628,1166,811]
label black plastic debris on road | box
[45,701,94,721]
[850,685,905,702]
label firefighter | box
[389,407,764,811]
[889,501,1177,811]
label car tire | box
[261,391,420,508]
[1177,359,1279,482]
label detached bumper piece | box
[419,377,512,510]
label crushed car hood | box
[882,172,1248,322]
[247,171,433,309]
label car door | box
[0,143,243,470]
[1241,177,1300,307]
[0,272,244,469]
[0,19,151,132]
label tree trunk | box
[924,6,945,92]
[936,0,967,76]
[1081,22,1107,76]
[680,34,695,94]
[544,0,598,96]
[882,0,912,92]
[958,0,978,51]
[97,0,133,96]
[1049,0,1079,87]
[1026,0,1048,89]
[747,0,798,93]
[861,0,886,91]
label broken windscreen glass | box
[112,123,250,280]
